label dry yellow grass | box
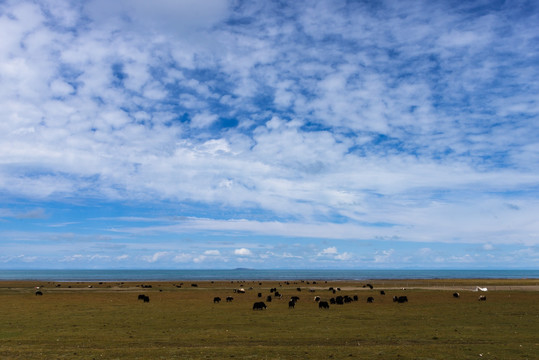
[1,279,538,359]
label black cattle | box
[226,296,234,302]
[252,301,267,310]
[335,296,344,305]
[367,296,374,303]
[288,300,295,308]
[478,295,487,301]
[394,296,408,303]
[213,297,221,303]
[353,295,359,301]
[296,287,302,292]
[330,297,336,304]
[314,296,321,302]
[191,283,198,287]
[291,296,300,302]
[319,301,330,309]
[453,292,460,298]
[343,296,353,303]
[258,292,262,298]
[266,295,272,302]
[35,290,43,296]
[274,291,282,298]
[380,290,386,295]
[139,295,150,303]
[137,294,146,300]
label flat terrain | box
[1,279,538,359]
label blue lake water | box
[0,269,538,281]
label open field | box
[1,279,538,359]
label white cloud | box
[204,250,221,256]
[173,253,192,263]
[234,248,252,256]
[320,247,338,255]
[374,250,395,263]
[141,251,169,263]
[191,112,219,129]
[483,244,494,251]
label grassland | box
[0,279,538,359]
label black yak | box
[394,296,407,303]
[319,301,330,309]
[252,301,267,310]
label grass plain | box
[0,279,538,359]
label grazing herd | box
[31,282,491,310]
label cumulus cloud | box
[234,248,252,256]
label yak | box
[138,295,150,303]
[367,296,374,303]
[394,295,408,303]
[226,296,234,302]
[288,300,295,308]
[318,301,330,309]
[213,297,221,303]
[252,301,267,310]
[453,292,460,298]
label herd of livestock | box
[34,282,487,309]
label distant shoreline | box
[2,278,539,292]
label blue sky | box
[1,0,538,269]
